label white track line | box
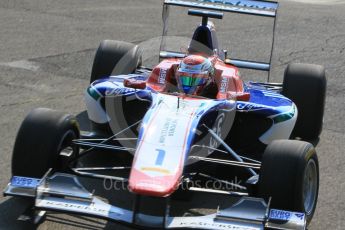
[0,60,40,72]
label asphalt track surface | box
[0,0,345,229]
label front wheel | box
[12,108,80,178]
[258,140,319,224]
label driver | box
[175,55,217,98]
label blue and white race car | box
[4,1,326,229]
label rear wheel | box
[90,40,142,84]
[258,140,319,224]
[89,40,142,134]
[282,63,326,140]
[12,108,80,177]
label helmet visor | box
[177,72,208,95]
[179,75,207,87]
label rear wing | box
[160,0,279,81]
[164,0,278,17]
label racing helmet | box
[176,55,214,95]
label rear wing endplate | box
[164,0,278,17]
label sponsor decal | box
[11,176,40,188]
[269,209,292,221]
[159,118,178,144]
[236,102,262,111]
[159,118,171,144]
[159,68,167,84]
[42,200,121,217]
[168,119,178,136]
[195,0,277,11]
[177,220,257,229]
[165,0,277,17]
[105,87,135,96]
[220,77,229,93]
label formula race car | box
[4,0,326,229]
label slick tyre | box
[258,140,319,224]
[12,108,80,177]
[282,63,326,140]
[89,40,142,135]
[90,40,142,84]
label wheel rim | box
[303,159,318,215]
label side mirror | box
[227,92,250,101]
[123,79,146,90]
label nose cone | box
[129,168,180,197]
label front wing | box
[4,173,306,230]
